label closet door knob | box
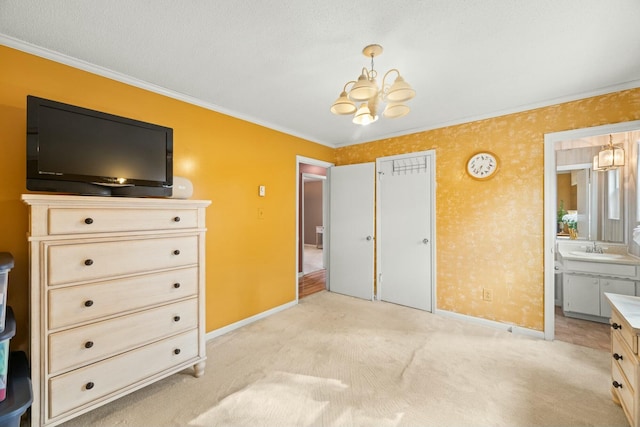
[84,259,94,266]
[174,348,181,355]
[173,250,181,256]
[84,218,94,224]
[613,381,623,389]
[85,382,95,390]
[84,300,94,307]
[173,216,181,222]
[613,353,623,361]
[85,341,94,349]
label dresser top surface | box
[606,293,640,331]
[21,194,211,208]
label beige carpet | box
[58,291,628,427]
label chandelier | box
[593,134,625,171]
[330,44,416,125]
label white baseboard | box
[205,300,297,341]
[435,308,545,339]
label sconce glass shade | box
[349,74,378,101]
[593,154,604,171]
[598,145,625,169]
[330,91,357,115]
[352,103,378,125]
[385,76,415,103]
[383,102,410,119]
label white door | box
[377,153,434,311]
[327,163,375,300]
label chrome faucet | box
[586,241,603,254]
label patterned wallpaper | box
[336,88,640,331]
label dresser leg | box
[194,361,206,378]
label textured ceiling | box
[1,0,640,147]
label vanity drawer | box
[612,359,635,424]
[49,298,198,375]
[563,259,637,279]
[48,329,198,419]
[47,235,198,285]
[48,267,198,329]
[612,310,638,354]
[48,208,198,235]
[613,330,637,390]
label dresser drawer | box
[49,298,198,375]
[613,330,637,392]
[612,359,635,424]
[47,235,198,285]
[49,329,198,419]
[48,208,198,235]
[612,310,638,354]
[48,267,198,329]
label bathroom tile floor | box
[554,306,610,351]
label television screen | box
[27,96,173,197]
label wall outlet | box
[482,288,493,302]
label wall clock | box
[466,151,499,180]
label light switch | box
[259,185,266,197]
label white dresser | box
[606,292,640,427]
[22,194,210,427]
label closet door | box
[377,152,434,311]
[327,163,375,300]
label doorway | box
[296,156,333,300]
[544,120,640,342]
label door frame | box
[375,150,437,309]
[296,156,334,302]
[543,120,640,340]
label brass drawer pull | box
[85,381,95,390]
[173,250,180,256]
[174,348,181,355]
[84,218,94,224]
[84,259,94,266]
[173,282,181,289]
[613,353,623,361]
[613,381,623,389]
[173,216,181,222]
[84,300,94,307]
[173,316,181,322]
[84,341,94,349]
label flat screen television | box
[26,95,173,197]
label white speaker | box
[170,176,193,199]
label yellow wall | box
[0,45,334,349]
[337,88,640,331]
[2,43,639,345]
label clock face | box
[467,152,498,180]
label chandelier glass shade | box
[330,44,415,125]
[592,134,625,171]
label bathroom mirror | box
[555,134,626,243]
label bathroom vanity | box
[558,242,640,323]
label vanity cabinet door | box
[600,279,636,319]
[563,274,600,316]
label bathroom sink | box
[567,251,626,260]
